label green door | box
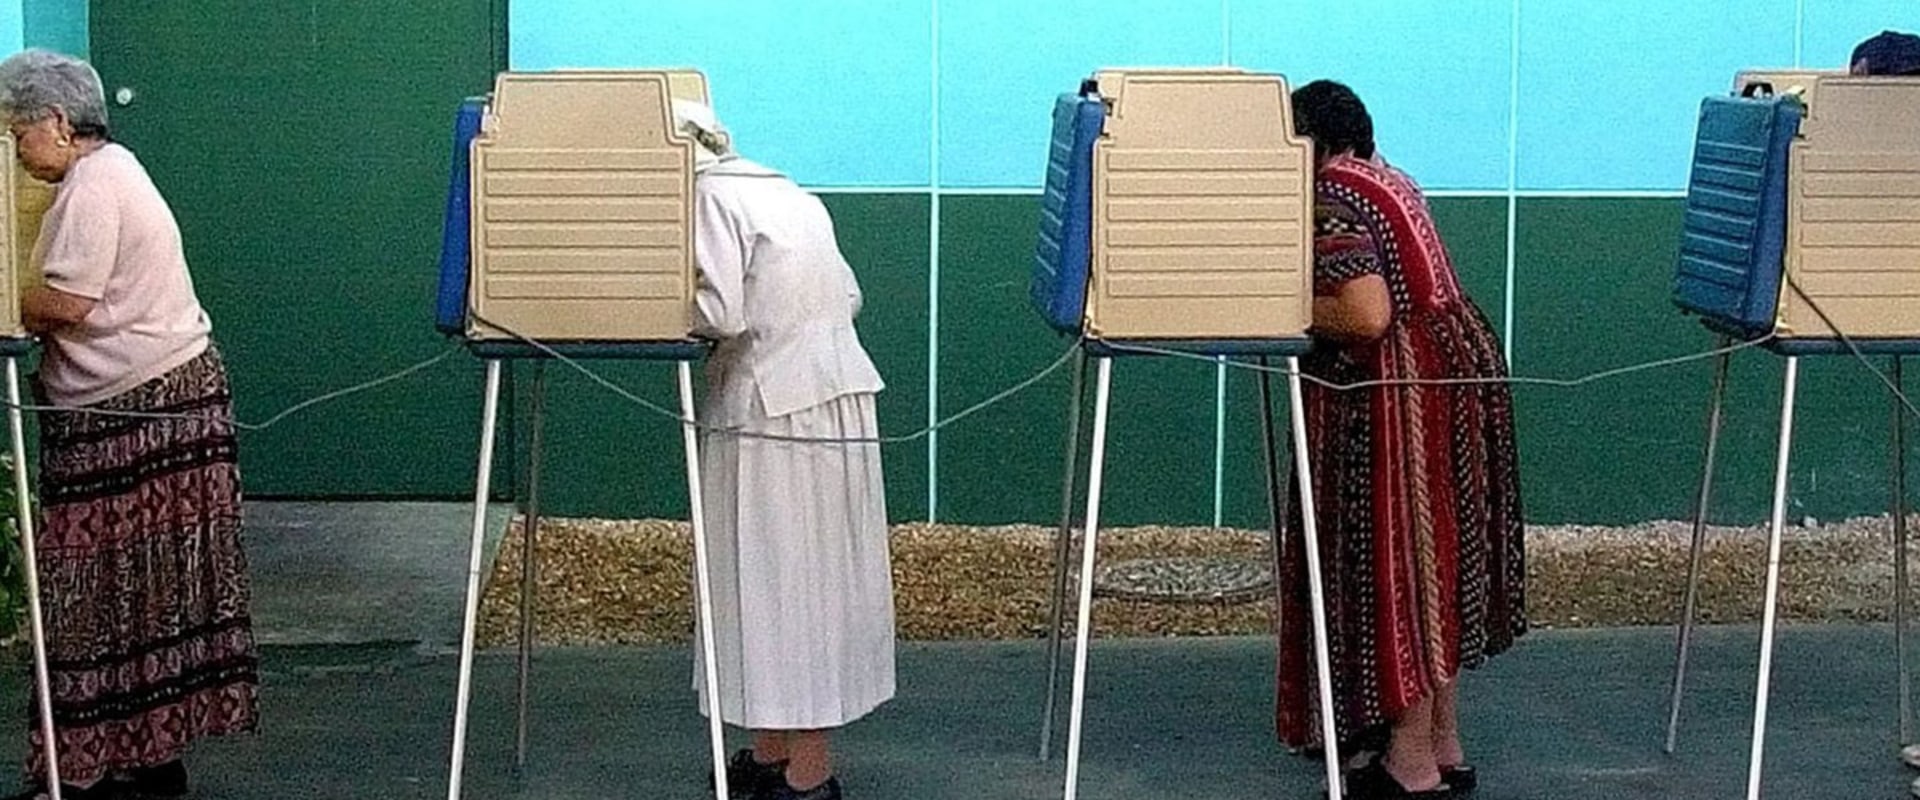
[88,1,507,498]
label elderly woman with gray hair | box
[0,50,257,800]
[674,100,894,800]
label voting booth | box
[434,69,729,800]
[1667,70,1920,800]
[438,69,711,342]
[1033,68,1313,341]
[1028,67,1341,800]
[1675,70,1920,342]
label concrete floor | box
[0,503,1909,799]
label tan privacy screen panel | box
[1777,76,1920,338]
[469,71,697,341]
[664,70,711,104]
[0,135,50,337]
[1086,70,1312,339]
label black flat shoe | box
[1341,759,1455,800]
[710,749,787,799]
[124,761,187,798]
[1439,764,1475,794]
[6,782,121,800]
[763,777,841,800]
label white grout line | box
[926,0,941,522]
[883,186,1690,198]
[934,186,1043,195]
[1504,0,1521,365]
[1213,357,1227,528]
[1793,0,1804,68]
[1221,0,1233,66]
[811,185,941,194]
[1507,189,1687,198]
[1215,0,1232,524]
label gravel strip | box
[475,515,1918,647]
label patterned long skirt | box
[27,345,259,786]
[1274,301,1526,750]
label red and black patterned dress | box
[1274,154,1525,749]
[30,346,258,786]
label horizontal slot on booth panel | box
[1677,252,1760,284]
[1803,174,1920,197]
[1801,223,1920,247]
[483,273,684,300]
[486,224,684,248]
[1686,195,1762,226]
[1105,221,1301,247]
[1107,150,1299,171]
[1782,298,1920,338]
[1691,163,1766,194]
[1799,152,1920,173]
[1106,197,1301,222]
[484,172,686,197]
[1689,213,1758,247]
[1039,205,1067,238]
[476,299,690,341]
[484,149,686,171]
[1790,270,1920,296]
[1104,273,1298,299]
[484,198,687,223]
[1796,246,1920,272]
[1089,310,1303,339]
[1675,258,1759,289]
[1687,186,1763,215]
[486,249,687,274]
[1679,281,1747,311]
[1106,172,1298,197]
[1695,141,1767,169]
[1801,197,1920,222]
[1106,246,1302,274]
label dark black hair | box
[1291,80,1374,160]
[1852,30,1920,75]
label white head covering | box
[671,99,732,173]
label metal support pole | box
[681,362,730,800]
[448,360,504,800]
[513,361,547,772]
[1285,356,1344,798]
[1666,341,1733,754]
[1256,357,1288,642]
[1040,350,1088,761]
[1745,356,1800,800]
[9,357,61,800]
[1061,357,1113,800]
[1894,356,1912,748]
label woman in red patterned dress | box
[1274,81,1525,800]
[0,50,258,800]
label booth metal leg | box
[681,362,730,800]
[1256,358,1288,649]
[1894,357,1913,748]
[1061,357,1112,800]
[1746,356,1800,800]
[1666,343,1733,754]
[448,360,504,800]
[513,362,547,773]
[1040,350,1088,761]
[8,358,61,800]
[1284,356,1343,797]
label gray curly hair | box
[0,49,109,138]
